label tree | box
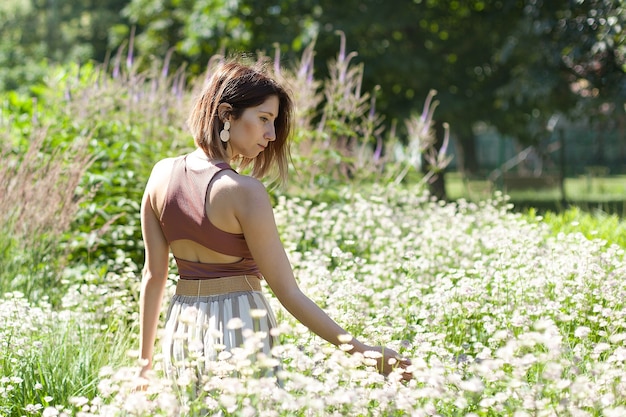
[490,0,625,140]
[0,0,130,91]
[9,0,622,179]
[308,0,625,175]
[116,0,625,182]
[296,0,533,174]
[119,0,320,74]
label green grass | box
[446,172,626,215]
[0,294,138,417]
[534,206,626,249]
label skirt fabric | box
[161,289,279,381]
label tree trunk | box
[426,170,447,201]
[421,121,448,201]
[454,128,479,176]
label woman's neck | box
[192,147,234,164]
[192,148,230,164]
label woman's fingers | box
[382,348,413,381]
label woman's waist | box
[175,275,262,296]
[175,256,260,279]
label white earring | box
[220,121,231,142]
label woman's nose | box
[266,124,276,141]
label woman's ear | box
[217,103,233,122]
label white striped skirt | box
[161,289,279,381]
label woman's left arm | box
[235,179,411,381]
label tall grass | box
[275,31,451,197]
[0,93,139,417]
[0,114,92,304]
[40,53,192,274]
[0,291,138,416]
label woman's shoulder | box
[151,157,178,171]
[210,171,271,222]
[147,157,180,180]
[144,157,179,195]
[214,169,267,197]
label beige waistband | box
[175,275,262,296]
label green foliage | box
[0,59,189,308]
[531,206,626,249]
[489,0,626,145]
[3,0,625,182]
[121,0,321,73]
[115,0,626,179]
[0,0,130,91]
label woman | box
[138,60,411,384]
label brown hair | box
[188,60,293,184]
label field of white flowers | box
[2,185,625,417]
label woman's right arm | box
[138,167,170,379]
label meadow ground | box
[1,47,624,415]
[2,184,625,416]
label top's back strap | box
[175,275,262,296]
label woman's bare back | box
[147,152,245,265]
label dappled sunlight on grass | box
[447,172,626,214]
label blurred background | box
[1,0,625,211]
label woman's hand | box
[133,360,152,392]
[361,345,413,382]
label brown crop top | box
[159,155,261,279]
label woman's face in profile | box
[228,95,279,159]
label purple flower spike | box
[274,49,281,75]
[336,30,346,64]
[420,89,437,124]
[162,48,174,79]
[127,26,136,70]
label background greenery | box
[1,2,625,415]
[1,0,624,179]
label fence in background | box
[446,118,625,179]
